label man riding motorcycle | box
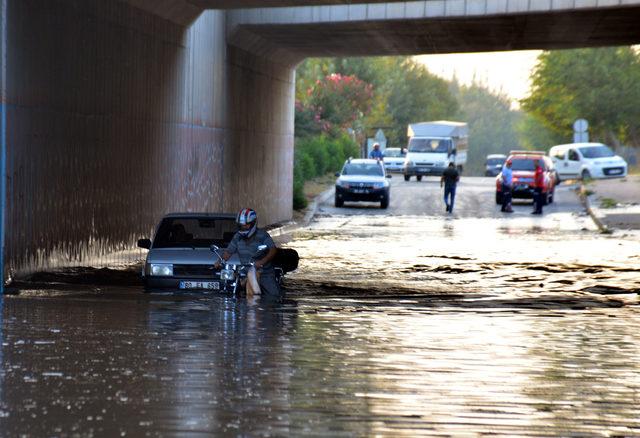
[216,208,280,299]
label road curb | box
[267,186,334,238]
[302,187,334,226]
[579,183,611,234]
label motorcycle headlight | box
[220,269,235,281]
[149,263,173,276]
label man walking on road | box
[440,162,460,214]
[500,159,514,213]
[532,159,544,215]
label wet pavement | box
[2,177,640,436]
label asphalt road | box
[319,174,584,218]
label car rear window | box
[153,217,237,249]
[511,159,536,171]
[511,157,548,171]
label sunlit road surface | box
[2,177,640,436]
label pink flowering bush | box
[302,73,373,135]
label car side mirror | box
[386,174,392,179]
[451,149,457,155]
[335,172,340,177]
[137,238,151,249]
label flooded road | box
[2,178,640,436]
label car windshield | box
[579,145,614,158]
[342,162,384,176]
[408,138,451,153]
[384,148,404,158]
[486,158,505,165]
[153,217,237,249]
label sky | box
[415,50,542,108]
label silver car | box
[138,213,240,292]
[138,212,299,293]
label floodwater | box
[2,212,640,436]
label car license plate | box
[609,169,622,174]
[179,281,219,290]
[353,189,369,194]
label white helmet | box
[237,208,257,238]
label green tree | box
[374,58,458,147]
[521,47,640,147]
[452,81,523,175]
[295,57,458,147]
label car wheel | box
[496,192,503,205]
[416,175,422,181]
[403,174,410,181]
[334,194,343,208]
[380,197,389,209]
[581,169,591,180]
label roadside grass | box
[628,165,640,176]
[292,173,335,223]
[303,173,335,201]
[599,197,618,209]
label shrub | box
[293,133,359,210]
[293,165,308,210]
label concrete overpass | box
[0,0,639,280]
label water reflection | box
[2,212,640,435]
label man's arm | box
[255,247,277,269]
[216,235,238,267]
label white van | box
[403,121,468,181]
[548,142,628,181]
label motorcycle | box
[209,244,299,295]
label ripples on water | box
[1,215,639,436]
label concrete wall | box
[224,46,295,228]
[3,1,231,276]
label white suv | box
[549,142,628,181]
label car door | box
[556,148,580,179]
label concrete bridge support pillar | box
[0,1,233,279]
[0,1,295,282]
[224,46,295,227]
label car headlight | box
[372,182,386,189]
[149,263,173,276]
[437,161,445,167]
[220,269,235,281]
[337,180,350,188]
